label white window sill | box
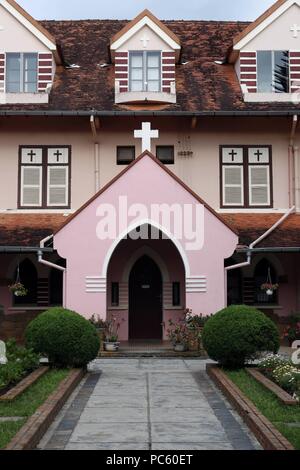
[0,92,49,104]
[243,92,298,103]
[115,91,176,105]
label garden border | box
[4,368,86,450]
[246,368,298,406]
[0,366,49,402]
[207,364,294,451]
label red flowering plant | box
[283,313,300,345]
[261,283,279,293]
[104,316,124,343]
[167,317,189,347]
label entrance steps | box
[99,341,207,358]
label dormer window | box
[129,51,161,92]
[6,53,38,93]
[257,51,289,93]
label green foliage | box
[25,308,100,367]
[0,339,40,391]
[226,369,300,450]
[202,305,280,369]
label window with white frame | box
[6,53,38,93]
[257,51,289,93]
[220,146,272,208]
[19,146,70,208]
[129,51,161,92]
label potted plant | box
[283,314,300,346]
[8,282,28,297]
[89,315,107,351]
[261,282,279,296]
[167,318,189,352]
[103,316,124,352]
[185,310,210,352]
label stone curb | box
[5,368,86,451]
[0,367,49,402]
[206,364,294,451]
[246,368,299,406]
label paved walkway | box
[38,359,261,451]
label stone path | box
[38,359,261,451]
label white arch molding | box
[102,219,191,279]
[121,246,170,283]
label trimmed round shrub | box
[202,305,280,369]
[25,308,100,367]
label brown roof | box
[110,9,181,48]
[1,212,300,249]
[0,214,67,247]
[222,213,300,248]
[233,0,287,47]
[1,17,300,113]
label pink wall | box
[54,153,238,339]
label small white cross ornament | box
[290,24,300,38]
[134,122,159,153]
[0,340,7,365]
[140,34,150,48]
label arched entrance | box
[129,255,163,340]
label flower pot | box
[174,344,187,352]
[266,289,274,296]
[104,342,120,352]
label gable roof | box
[54,150,238,236]
[110,9,181,53]
[233,0,298,49]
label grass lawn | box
[0,369,69,449]
[226,369,300,450]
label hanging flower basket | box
[261,283,279,296]
[8,282,28,297]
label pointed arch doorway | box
[129,255,163,340]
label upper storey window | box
[257,51,289,93]
[6,53,38,93]
[129,51,161,92]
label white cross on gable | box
[140,34,150,48]
[134,122,159,152]
[290,24,300,38]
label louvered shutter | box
[21,166,42,206]
[249,166,270,206]
[47,166,68,206]
[222,166,244,206]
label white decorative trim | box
[1,0,56,51]
[115,90,176,104]
[243,92,299,102]
[85,276,106,293]
[111,15,181,51]
[234,0,300,50]
[186,276,207,293]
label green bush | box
[0,340,40,391]
[25,308,100,367]
[202,305,280,369]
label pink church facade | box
[1,0,300,342]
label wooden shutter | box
[222,166,244,206]
[21,166,42,206]
[242,278,255,305]
[37,278,49,307]
[249,166,270,206]
[47,166,68,206]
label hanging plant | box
[261,267,279,296]
[8,262,28,297]
[9,282,28,297]
[261,283,279,296]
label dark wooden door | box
[129,255,163,340]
